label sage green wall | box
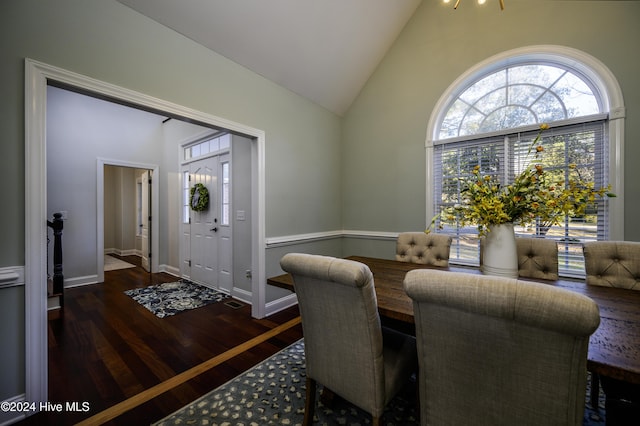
[342,0,640,252]
[0,0,341,402]
[3,0,638,408]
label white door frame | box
[25,58,267,406]
[97,159,160,282]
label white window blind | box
[433,120,609,277]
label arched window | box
[426,46,624,277]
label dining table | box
[267,255,640,413]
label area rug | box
[124,280,229,318]
[153,339,606,425]
[104,254,136,271]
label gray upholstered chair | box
[280,253,417,426]
[516,237,559,281]
[583,241,640,290]
[479,236,559,280]
[582,241,640,413]
[396,232,452,267]
[403,269,600,426]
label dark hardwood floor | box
[17,255,302,425]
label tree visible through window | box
[433,62,610,277]
[439,65,600,138]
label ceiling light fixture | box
[444,0,505,10]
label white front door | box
[190,156,218,286]
[140,170,151,272]
[181,153,233,290]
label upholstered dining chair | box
[479,236,559,280]
[582,241,640,416]
[280,253,417,426]
[583,241,640,290]
[404,269,600,426]
[516,237,559,280]
[396,232,452,267]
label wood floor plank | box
[75,316,302,426]
[88,322,147,398]
[17,255,303,425]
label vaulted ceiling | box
[116,0,423,116]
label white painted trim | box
[104,248,139,257]
[0,266,24,289]
[47,296,62,311]
[25,58,50,407]
[264,230,398,248]
[265,292,299,317]
[341,230,398,240]
[265,230,343,247]
[0,393,28,425]
[63,275,99,288]
[97,158,160,282]
[24,58,267,409]
[160,264,181,277]
[425,45,625,240]
[253,130,267,319]
[231,286,252,305]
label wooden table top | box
[267,255,640,385]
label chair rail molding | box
[265,230,399,248]
[0,266,24,289]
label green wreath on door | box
[190,183,209,211]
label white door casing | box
[96,158,159,284]
[140,170,151,272]
[26,59,266,408]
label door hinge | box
[188,260,191,267]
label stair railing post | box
[47,212,64,295]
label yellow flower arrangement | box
[428,124,616,236]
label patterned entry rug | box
[153,339,606,426]
[124,280,229,318]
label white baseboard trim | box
[0,266,24,289]
[231,286,252,305]
[47,295,62,310]
[228,286,298,318]
[64,275,99,288]
[265,293,298,317]
[0,393,27,426]
[105,248,139,257]
[159,264,180,277]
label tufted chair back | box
[396,232,452,267]
[583,241,640,290]
[516,237,559,281]
[280,253,417,425]
[404,269,600,426]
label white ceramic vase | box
[482,223,518,278]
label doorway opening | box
[102,165,155,276]
[25,59,267,406]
